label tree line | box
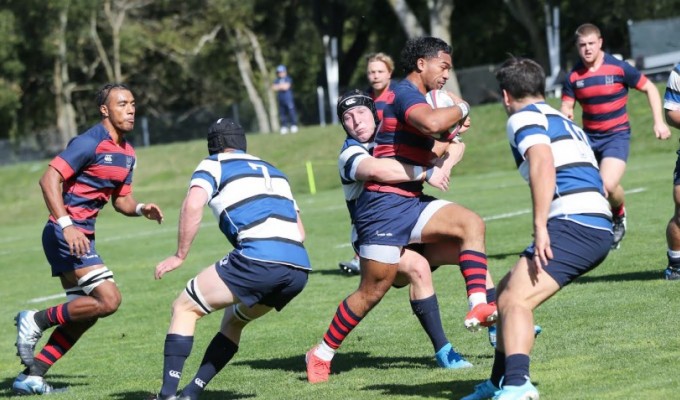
[0,0,678,160]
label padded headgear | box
[207,118,246,154]
[336,89,380,136]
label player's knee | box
[97,294,121,317]
[402,259,431,285]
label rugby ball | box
[424,89,463,142]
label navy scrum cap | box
[336,89,380,136]
[207,118,246,154]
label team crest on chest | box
[104,154,113,163]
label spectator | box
[272,64,298,134]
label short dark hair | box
[495,57,545,100]
[96,83,132,108]
[400,36,452,74]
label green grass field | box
[1,90,679,399]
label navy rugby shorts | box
[587,130,631,163]
[521,219,613,287]
[42,221,104,277]
[216,252,308,311]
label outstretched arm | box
[155,186,207,279]
[113,194,164,223]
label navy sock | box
[410,294,448,352]
[160,334,193,397]
[486,287,497,304]
[490,350,505,388]
[503,353,530,387]
[181,333,238,399]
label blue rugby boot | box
[435,343,473,369]
[493,378,539,400]
[460,379,500,400]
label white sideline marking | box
[484,209,531,221]
[28,293,65,304]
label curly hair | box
[399,37,452,74]
[95,83,132,109]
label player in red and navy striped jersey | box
[12,83,164,396]
[560,23,671,250]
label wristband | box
[412,166,426,181]
[456,102,470,119]
[135,203,146,216]
[57,216,73,229]
[425,167,434,181]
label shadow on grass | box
[233,351,485,376]
[365,379,540,399]
[0,374,85,398]
[574,269,662,284]
[110,390,255,400]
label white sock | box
[668,249,680,259]
[468,293,487,309]
[314,341,336,361]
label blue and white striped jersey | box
[190,150,311,270]
[664,63,680,111]
[338,137,372,221]
[507,102,612,231]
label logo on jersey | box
[576,80,584,88]
[605,75,614,85]
[104,154,113,163]
[126,156,134,169]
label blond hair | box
[366,52,394,74]
[575,23,601,39]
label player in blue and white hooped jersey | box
[152,118,310,400]
[463,57,613,400]
[663,63,680,280]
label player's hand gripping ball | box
[425,89,465,142]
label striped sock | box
[322,299,362,350]
[34,303,71,330]
[459,250,488,306]
[31,327,76,376]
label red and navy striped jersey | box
[366,79,435,197]
[562,52,647,134]
[48,124,136,234]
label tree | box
[387,0,462,96]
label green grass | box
[1,87,680,398]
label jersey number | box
[248,162,273,192]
